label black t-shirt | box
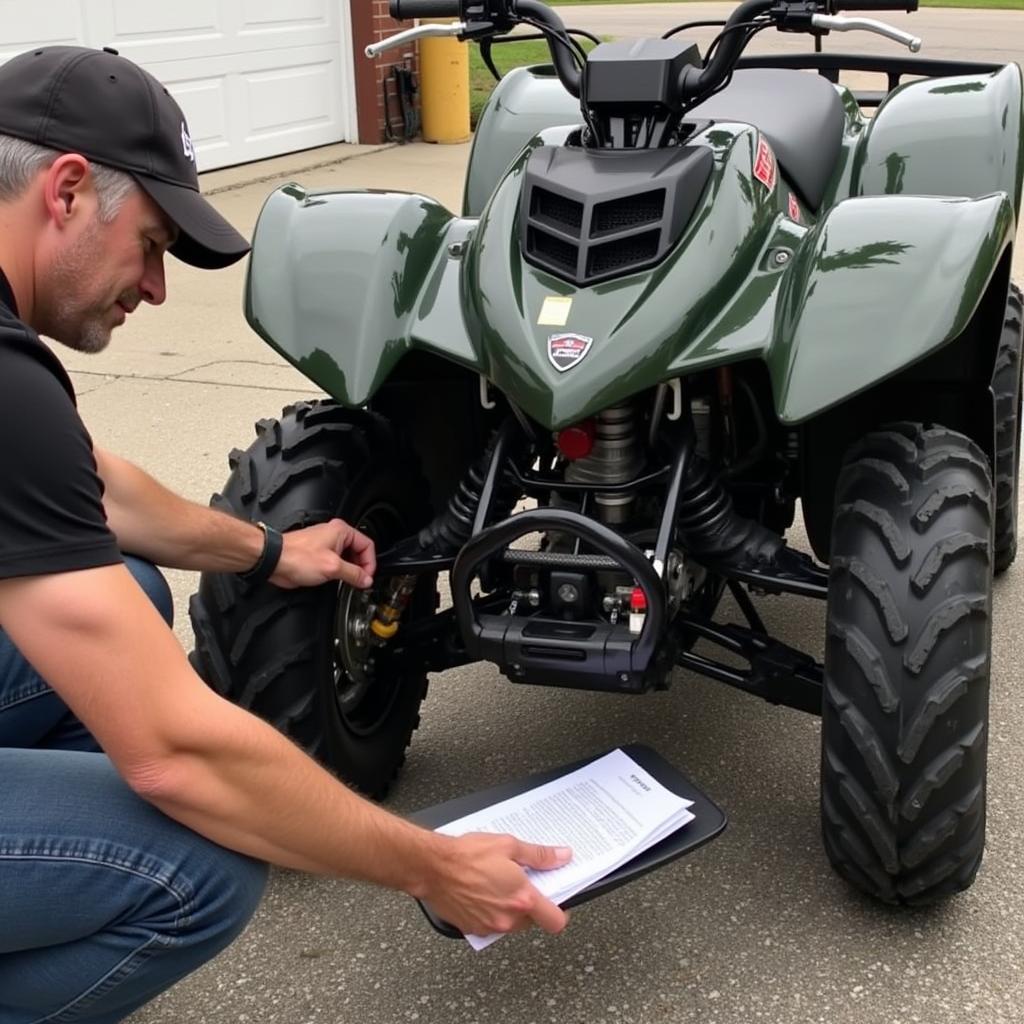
[0,268,121,580]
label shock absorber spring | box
[387,427,523,562]
[565,404,645,525]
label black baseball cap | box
[0,45,249,269]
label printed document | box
[434,748,695,949]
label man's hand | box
[418,833,573,938]
[270,518,376,590]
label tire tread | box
[189,400,433,799]
[821,422,992,905]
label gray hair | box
[0,133,137,222]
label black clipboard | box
[408,744,728,938]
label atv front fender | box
[245,184,479,405]
[463,65,579,217]
[852,64,1024,213]
[770,193,1015,424]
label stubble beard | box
[41,220,121,354]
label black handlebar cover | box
[389,0,462,19]
[387,0,580,96]
[830,0,918,11]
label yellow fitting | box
[370,618,400,640]
[420,20,471,144]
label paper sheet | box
[435,748,695,949]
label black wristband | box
[237,521,284,584]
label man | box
[0,46,570,1023]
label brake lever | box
[811,13,922,52]
[365,21,468,58]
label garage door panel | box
[159,45,343,167]
[0,0,85,57]
[246,60,338,138]
[155,45,342,85]
[99,33,342,65]
[100,3,339,63]
[167,77,229,152]
[242,0,331,31]
[111,0,221,39]
[2,0,354,170]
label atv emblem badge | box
[548,333,593,372]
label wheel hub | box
[333,586,378,712]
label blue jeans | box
[0,557,268,1024]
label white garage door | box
[0,0,356,171]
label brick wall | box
[351,1,422,144]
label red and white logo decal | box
[753,136,777,192]
[788,193,801,222]
[548,333,593,372]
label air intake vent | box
[587,230,661,277]
[532,188,584,236]
[528,227,579,275]
[592,190,665,236]
[520,145,714,286]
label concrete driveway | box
[53,7,1024,1024]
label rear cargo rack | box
[736,52,1003,108]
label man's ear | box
[42,154,93,230]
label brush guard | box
[451,507,671,692]
[449,422,707,693]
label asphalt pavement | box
[57,6,1024,1024]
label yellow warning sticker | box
[538,296,572,327]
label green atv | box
[189,0,1024,907]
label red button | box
[556,419,596,460]
[630,587,647,612]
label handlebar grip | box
[830,1,918,10]
[389,0,462,19]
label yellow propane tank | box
[419,20,471,143]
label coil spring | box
[410,438,521,557]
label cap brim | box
[134,175,250,270]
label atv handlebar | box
[686,0,775,97]
[389,0,461,17]
[386,0,582,96]
[382,0,920,115]
[831,0,918,10]
[387,0,920,19]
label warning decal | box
[753,136,777,192]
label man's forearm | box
[95,447,263,572]
[135,685,444,893]
[120,683,568,938]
